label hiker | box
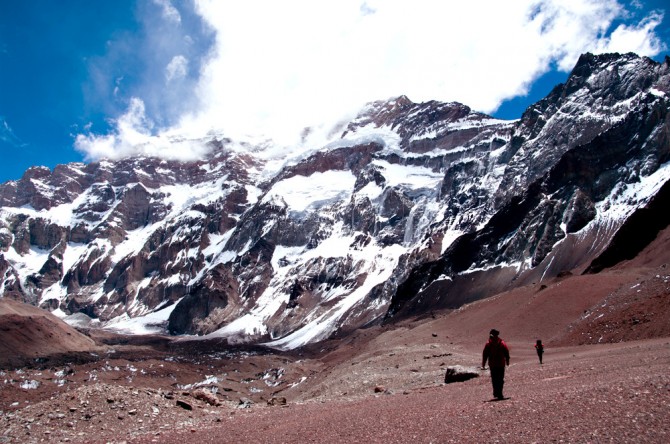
[535,339,544,364]
[481,328,510,400]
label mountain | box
[1,52,668,349]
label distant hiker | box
[535,339,544,364]
[481,329,510,400]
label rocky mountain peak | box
[1,52,669,350]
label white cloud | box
[165,55,189,83]
[74,97,210,161]
[77,0,667,161]
[153,0,181,24]
[595,10,665,55]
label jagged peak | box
[21,165,51,180]
[521,52,666,124]
[573,51,650,70]
[346,95,485,134]
[569,52,660,85]
[388,94,414,107]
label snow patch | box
[263,170,356,213]
[371,160,443,190]
[103,298,182,335]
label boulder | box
[444,365,480,384]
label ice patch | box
[103,298,183,334]
[371,160,443,190]
[649,88,666,97]
[3,246,50,285]
[263,170,356,213]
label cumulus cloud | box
[76,0,667,161]
[75,97,211,161]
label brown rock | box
[192,389,221,406]
[267,397,287,406]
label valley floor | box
[135,337,670,444]
[1,336,668,443]
[1,264,669,443]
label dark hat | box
[489,329,499,337]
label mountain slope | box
[1,52,669,349]
[0,297,99,367]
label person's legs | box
[490,366,505,399]
[490,368,500,398]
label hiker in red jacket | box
[482,329,510,400]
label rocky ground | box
[1,263,669,443]
[135,337,670,444]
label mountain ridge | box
[1,51,669,349]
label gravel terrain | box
[135,338,670,444]
[1,262,669,443]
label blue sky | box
[1,0,668,183]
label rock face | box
[1,52,669,349]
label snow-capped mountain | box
[1,52,669,349]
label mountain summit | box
[1,52,669,349]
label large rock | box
[444,366,481,384]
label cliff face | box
[1,52,669,349]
